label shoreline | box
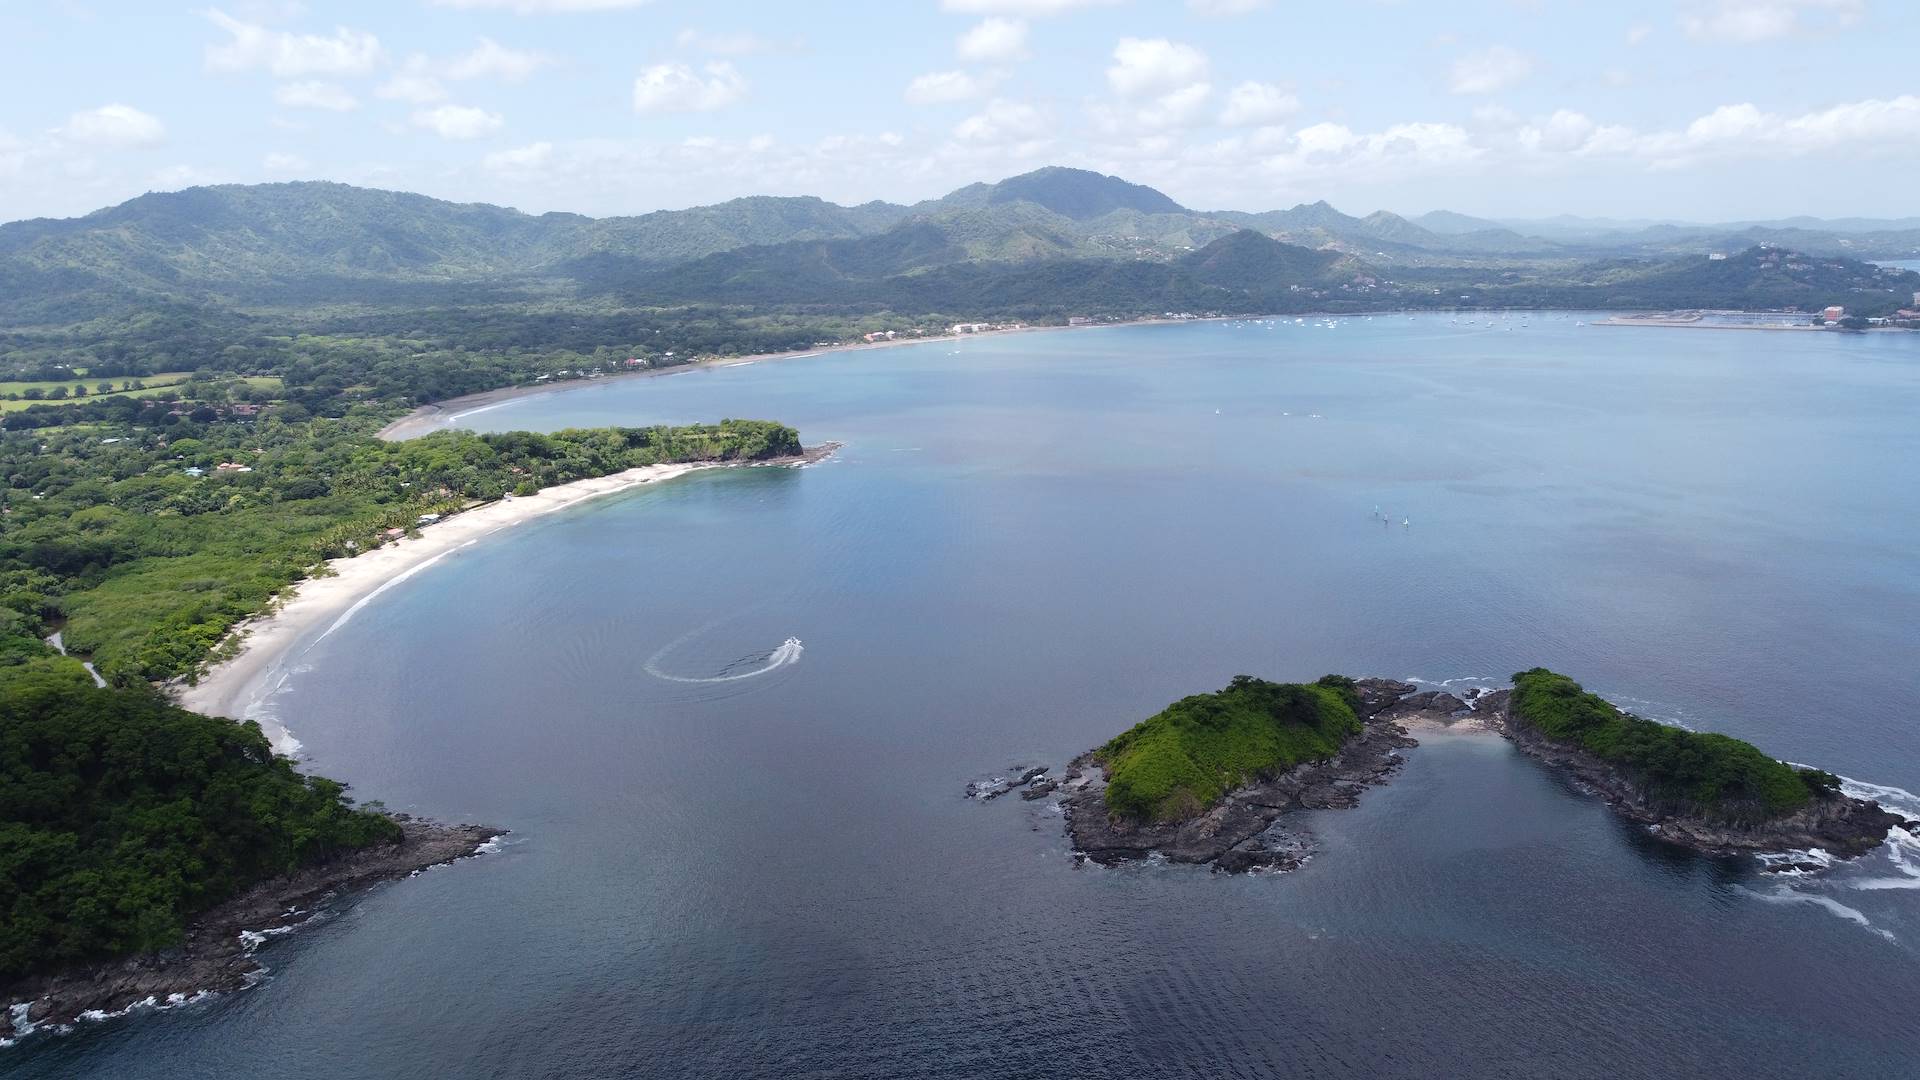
[1059,679,1430,872]
[1,818,501,1044]
[175,446,835,745]
[1598,315,1917,333]
[373,314,1293,442]
[1040,680,1912,873]
[378,328,1041,440]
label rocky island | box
[1043,670,1912,872]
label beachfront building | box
[950,322,993,334]
[1823,305,1846,323]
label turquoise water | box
[10,314,1920,1078]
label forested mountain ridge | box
[7,165,1918,331]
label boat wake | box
[644,636,804,684]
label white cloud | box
[954,99,1049,143]
[957,17,1028,62]
[484,140,554,171]
[446,38,553,81]
[1517,109,1597,153]
[941,0,1114,13]
[1188,0,1270,13]
[274,80,358,111]
[632,62,748,112]
[1259,120,1484,184]
[1107,38,1210,98]
[411,104,505,139]
[1219,81,1299,126]
[262,151,310,172]
[1485,95,1920,168]
[427,0,654,11]
[61,104,165,147]
[1626,23,1653,45]
[1096,38,1212,133]
[906,70,996,105]
[1680,1,1863,43]
[377,70,449,104]
[1448,45,1534,94]
[203,9,382,76]
[674,28,788,55]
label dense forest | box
[1095,675,1363,821]
[1507,668,1840,823]
[0,673,402,980]
[0,390,800,981]
[0,413,801,686]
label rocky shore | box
[1473,689,1911,858]
[1032,677,1911,873]
[1059,678,1430,872]
[1,817,500,1043]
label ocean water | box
[11,314,1920,1079]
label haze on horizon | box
[2,0,1916,225]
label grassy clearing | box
[0,372,197,413]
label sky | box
[1,0,1916,224]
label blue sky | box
[2,0,1916,223]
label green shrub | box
[1098,675,1360,821]
[1508,668,1825,823]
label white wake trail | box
[644,637,804,683]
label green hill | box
[0,674,402,980]
[1096,675,1363,821]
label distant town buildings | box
[1067,316,1094,327]
[1708,252,1728,261]
[1823,305,1846,323]
[950,322,994,334]
[862,330,897,343]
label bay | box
[11,313,1920,1079]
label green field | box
[0,372,196,412]
[0,373,284,413]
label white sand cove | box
[175,461,723,748]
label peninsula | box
[1053,671,1912,872]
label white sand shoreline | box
[174,460,739,749]
[374,317,1238,441]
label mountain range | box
[2,166,1916,330]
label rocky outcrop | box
[1,818,500,1042]
[1477,690,1902,858]
[966,766,1048,801]
[1040,676,1904,873]
[1059,678,1431,872]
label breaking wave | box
[1744,773,1920,942]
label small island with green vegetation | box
[1046,670,1910,872]
[1497,669,1902,856]
[1060,675,1421,872]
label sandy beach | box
[374,318,1225,441]
[175,459,762,747]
